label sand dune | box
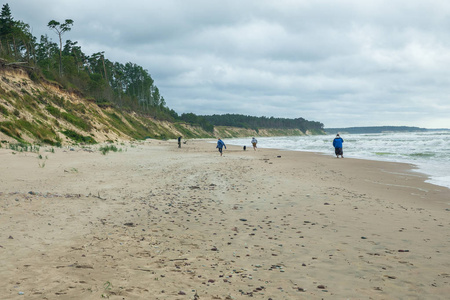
[1,139,449,299]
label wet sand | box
[0,139,449,299]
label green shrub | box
[42,138,58,146]
[28,71,40,83]
[99,144,118,155]
[23,94,38,110]
[0,104,9,116]
[62,130,97,144]
[9,142,29,152]
[8,143,40,153]
[46,105,61,117]
[35,93,47,104]
[9,90,20,99]
[51,95,66,107]
[15,119,57,143]
[61,112,91,131]
[0,121,21,138]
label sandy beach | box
[0,139,449,300]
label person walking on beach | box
[251,137,258,151]
[216,138,226,156]
[333,134,344,158]
[178,136,182,148]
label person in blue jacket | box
[333,134,344,158]
[216,138,226,156]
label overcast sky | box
[7,0,450,128]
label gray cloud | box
[8,0,450,128]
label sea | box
[226,131,450,190]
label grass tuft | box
[99,144,119,155]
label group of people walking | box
[215,134,344,158]
[177,135,344,157]
[216,137,258,156]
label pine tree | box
[47,19,74,76]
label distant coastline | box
[324,126,449,134]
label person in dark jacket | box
[333,134,344,158]
[216,138,226,156]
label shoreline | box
[1,139,449,299]
[225,135,450,191]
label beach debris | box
[124,222,136,227]
[269,264,284,270]
[210,246,218,251]
[317,285,326,289]
[103,281,112,291]
[361,236,367,239]
[8,236,13,239]
[75,264,94,269]
[178,290,186,295]
[239,218,247,222]
[398,249,410,252]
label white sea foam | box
[227,131,450,189]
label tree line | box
[202,114,324,133]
